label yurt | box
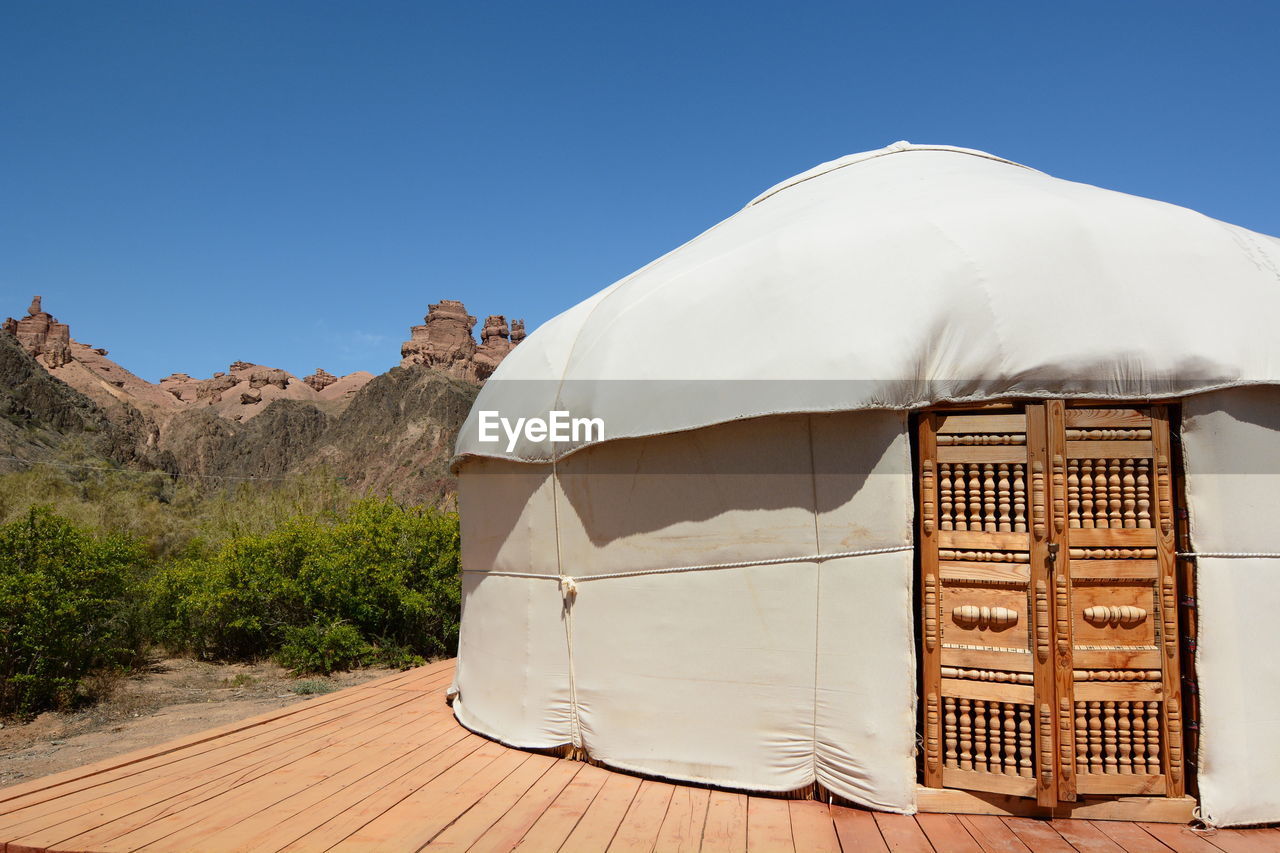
[448,142,1280,827]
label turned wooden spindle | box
[1132,702,1146,774]
[1118,701,1132,774]
[959,698,973,770]
[1004,703,1018,774]
[953,464,967,530]
[983,463,997,532]
[945,697,958,768]
[1122,460,1137,528]
[1146,702,1161,773]
[973,700,988,772]
[1075,702,1089,775]
[1103,701,1118,774]
[1018,705,1033,777]
[997,463,1012,532]
[1095,460,1111,528]
[989,699,1003,773]
[940,463,953,530]
[926,693,940,774]
[1013,465,1027,532]
[1080,460,1095,528]
[969,465,982,535]
[1067,459,1081,528]
[1137,460,1152,528]
[1089,701,1103,773]
[1108,459,1122,528]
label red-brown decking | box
[0,660,1272,852]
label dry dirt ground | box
[0,658,395,789]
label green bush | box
[278,620,370,675]
[0,507,149,716]
[146,496,460,672]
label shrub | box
[146,496,460,672]
[0,507,148,716]
[277,620,370,675]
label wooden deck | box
[0,660,1273,852]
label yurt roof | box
[455,141,1280,466]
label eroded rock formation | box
[3,296,73,368]
[400,300,525,381]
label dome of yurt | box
[448,142,1280,827]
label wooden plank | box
[0,660,457,810]
[871,812,934,853]
[280,741,515,852]
[398,753,558,851]
[830,806,889,853]
[915,786,1197,824]
[938,413,1028,434]
[942,647,1035,673]
[920,412,945,790]
[1070,649,1163,670]
[939,530,1033,551]
[943,768,1038,798]
[1027,402,1058,807]
[1090,820,1177,852]
[277,735,498,851]
[507,763,611,853]
[1072,682,1162,702]
[938,444,1030,464]
[1136,822,1227,853]
[554,771,643,853]
[291,743,529,851]
[1064,409,1151,428]
[1002,816,1076,853]
[1058,798,1195,824]
[1050,818,1128,852]
[1049,399,1078,803]
[959,813,1035,852]
[0,687,431,847]
[701,791,748,853]
[942,678,1035,704]
[213,718,474,851]
[1191,828,1280,853]
[1066,440,1155,460]
[941,563,1031,583]
[916,812,984,853]
[786,800,839,853]
[466,760,583,853]
[1150,405,1185,800]
[1069,561,1159,580]
[607,779,676,853]
[1069,529,1159,548]
[744,796,794,853]
[652,785,710,853]
[0,678,430,823]
[40,702,455,852]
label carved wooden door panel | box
[918,403,1183,806]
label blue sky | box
[3,1,1277,382]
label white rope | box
[463,544,914,585]
[1178,552,1280,559]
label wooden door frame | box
[908,398,1200,823]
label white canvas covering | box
[1181,388,1280,827]
[454,411,918,811]
[452,143,1280,823]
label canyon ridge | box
[1,297,527,503]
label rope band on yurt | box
[462,544,915,591]
[1177,552,1280,559]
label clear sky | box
[3,1,1277,382]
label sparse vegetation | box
[0,468,461,718]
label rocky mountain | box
[1,296,522,503]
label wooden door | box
[918,403,1184,807]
